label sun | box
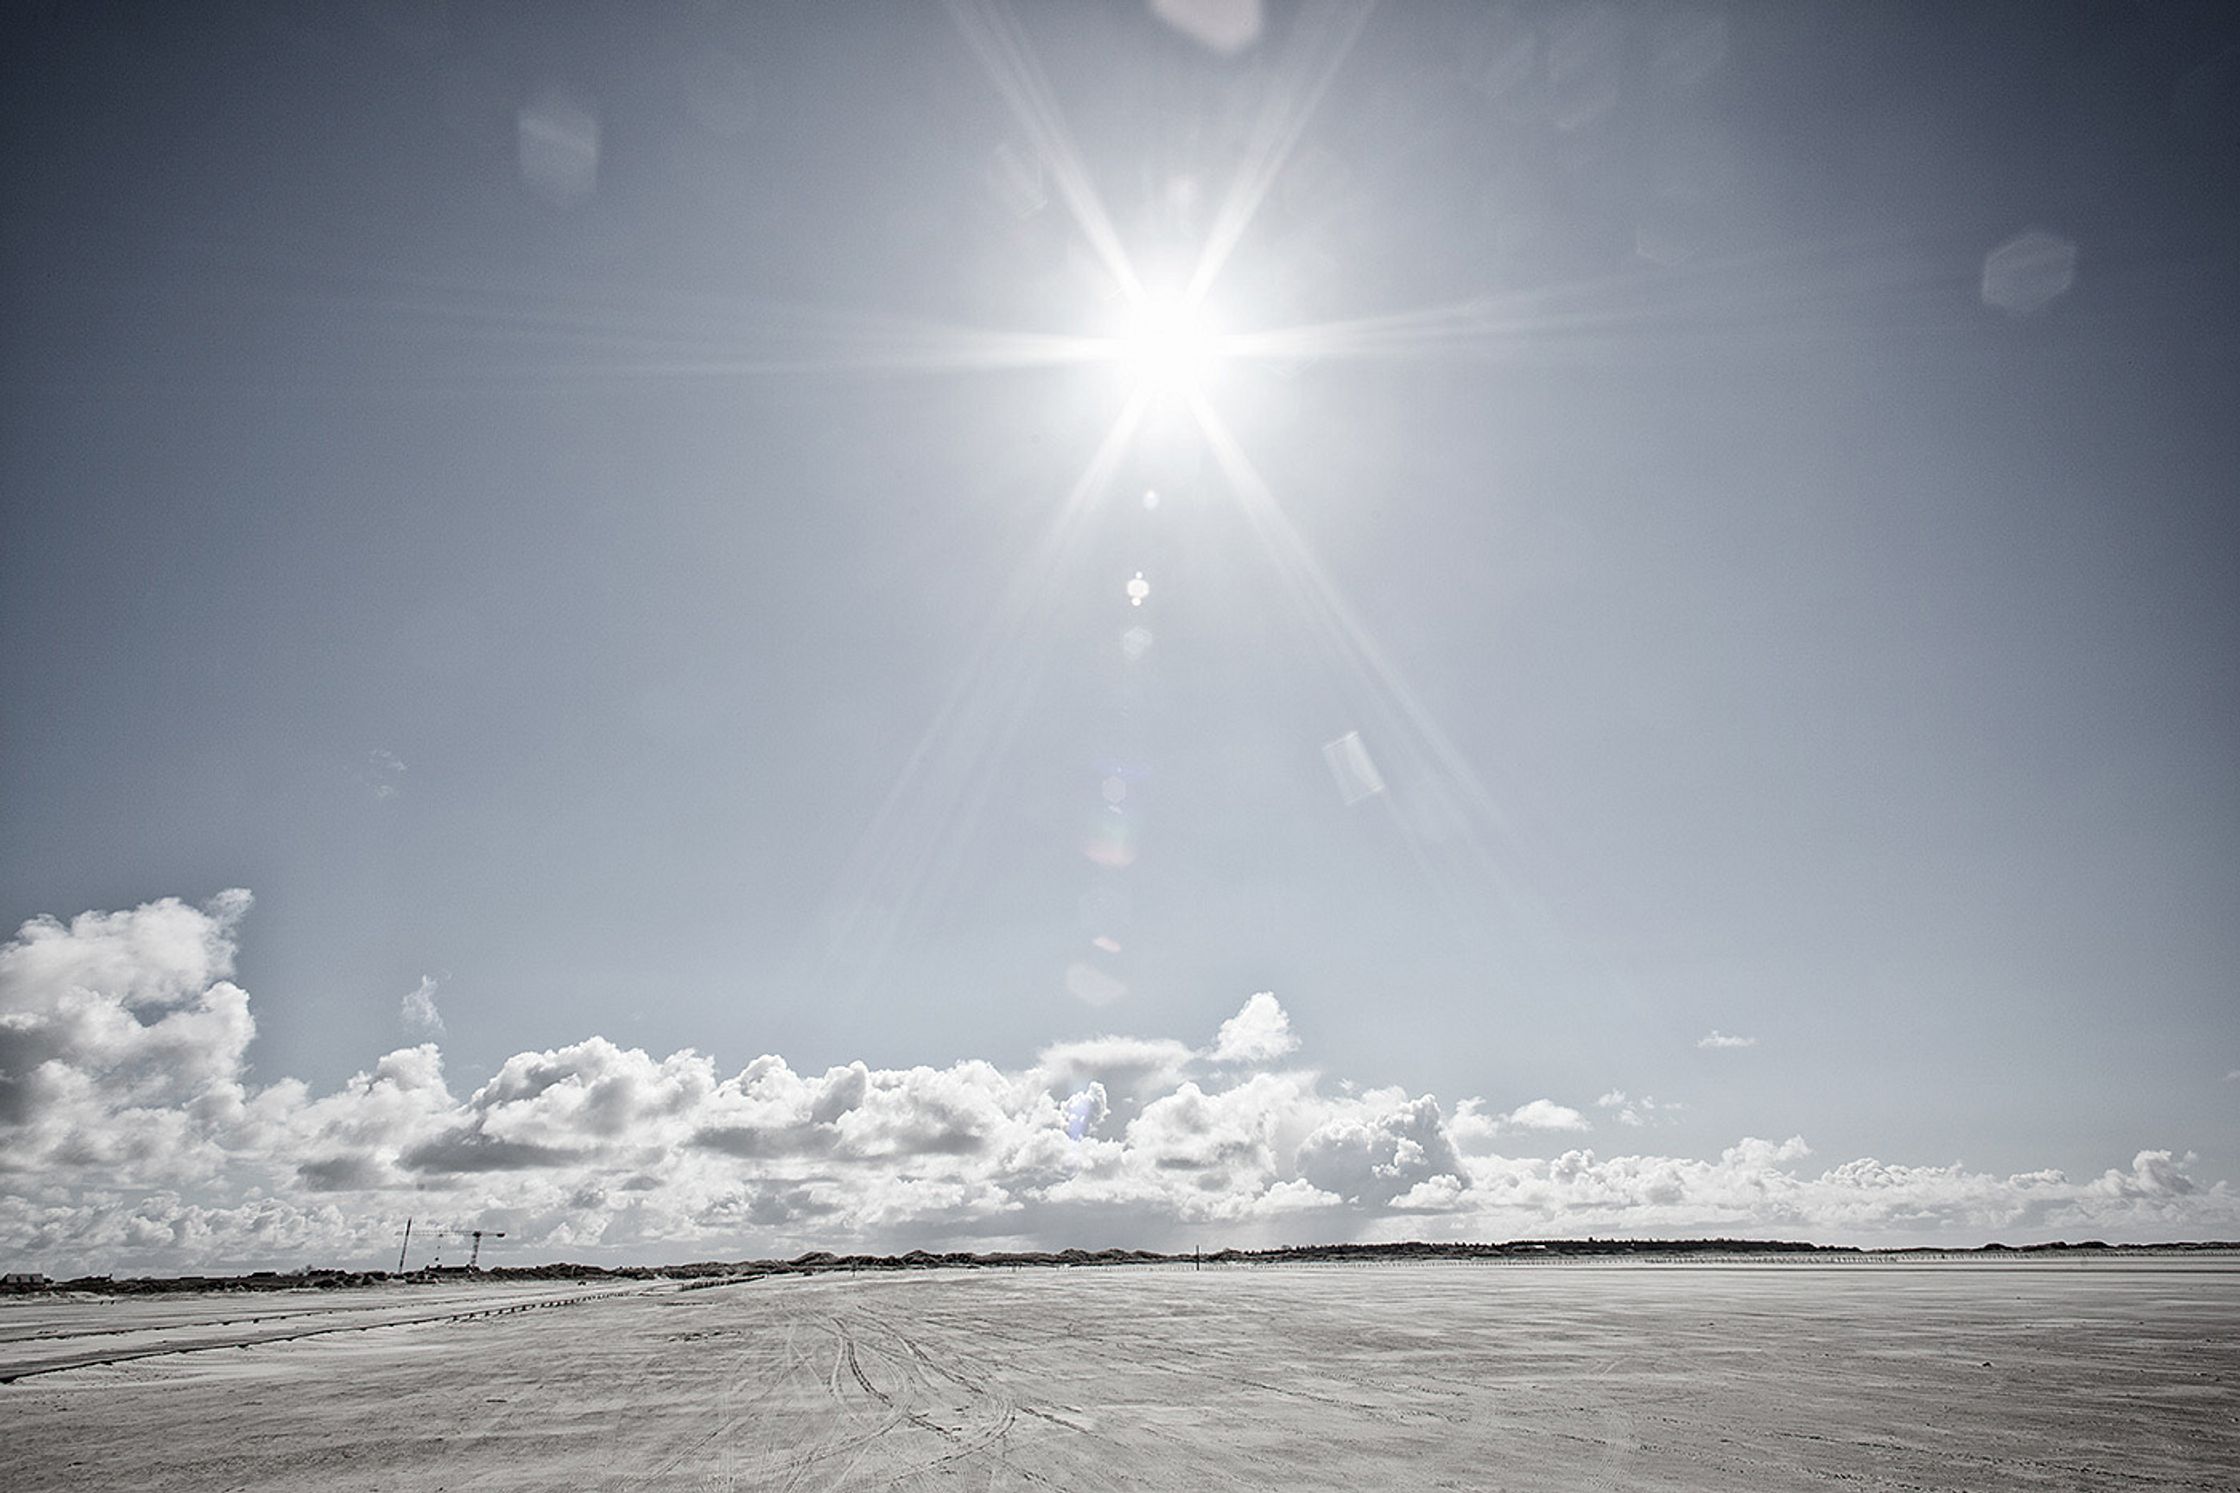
[1116,292,1224,399]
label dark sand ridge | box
[4,1258,2235,1490]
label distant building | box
[2,1272,51,1289]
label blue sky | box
[3,1,2236,1270]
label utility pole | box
[396,1217,413,1274]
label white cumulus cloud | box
[1448,1097,1590,1148]
[1210,991,1298,1064]
[1501,1099,1591,1133]
[1698,1030,1758,1050]
[4,893,2237,1275]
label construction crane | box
[442,1227,506,1270]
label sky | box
[3,0,2237,1273]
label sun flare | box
[1117,292,1223,398]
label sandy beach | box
[5,1257,2234,1490]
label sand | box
[4,1258,2235,1490]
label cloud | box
[1501,1099,1591,1133]
[1296,1092,1466,1205]
[1448,1098,1590,1149]
[1596,1090,1683,1128]
[1447,1099,1503,1153]
[1034,1034,1193,1112]
[399,976,444,1036]
[1210,992,1298,1064]
[4,892,2238,1274]
[0,890,258,1184]
[362,749,407,800]
[1126,1072,1313,1181]
[1698,1030,1758,1050]
[0,888,251,1015]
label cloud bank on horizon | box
[2,892,2229,1275]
